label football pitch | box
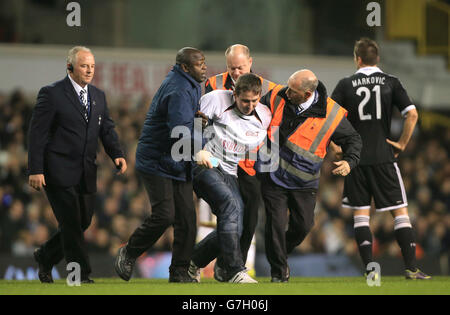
[0,277,449,295]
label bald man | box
[255,70,362,282]
[205,44,278,94]
[115,47,207,283]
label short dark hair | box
[235,73,262,96]
[176,47,202,67]
[354,38,379,66]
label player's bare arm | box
[386,108,419,157]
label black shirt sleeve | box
[331,79,347,107]
[392,78,413,113]
[330,116,362,170]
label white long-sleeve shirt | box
[200,90,272,176]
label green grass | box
[0,277,449,295]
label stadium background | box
[0,0,448,280]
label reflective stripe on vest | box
[216,73,226,89]
[208,76,218,90]
[286,100,346,159]
[279,158,321,181]
[267,95,347,183]
[261,79,278,96]
[269,85,285,114]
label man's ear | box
[356,56,363,67]
[180,63,190,73]
[305,91,312,100]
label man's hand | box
[29,174,46,191]
[329,141,343,160]
[195,150,213,169]
[386,139,404,158]
[115,158,127,175]
[195,111,209,129]
[332,160,351,177]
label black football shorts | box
[342,162,408,212]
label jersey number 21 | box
[357,85,381,121]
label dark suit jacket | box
[28,76,124,193]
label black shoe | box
[115,246,136,281]
[81,277,95,284]
[271,277,289,283]
[271,265,290,283]
[169,267,198,283]
[33,249,53,284]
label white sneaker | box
[214,261,226,282]
[229,270,258,284]
[188,260,201,283]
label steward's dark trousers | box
[261,176,316,279]
[126,171,197,270]
[237,167,262,264]
[40,182,95,278]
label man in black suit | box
[28,46,127,283]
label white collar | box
[355,66,383,76]
[298,90,317,113]
[68,74,88,97]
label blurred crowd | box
[0,89,449,267]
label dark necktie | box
[79,89,89,121]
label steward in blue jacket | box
[136,60,205,181]
[115,48,207,283]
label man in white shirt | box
[189,73,272,283]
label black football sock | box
[354,215,373,269]
[394,215,417,272]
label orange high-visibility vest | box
[257,89,348,189]
[206,72,279,176]
[206,72,278,96]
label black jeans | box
[126,171,197,270]
[40,182,95,278]
[214,168,262,268]
[261,175,317,279]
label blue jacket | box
[136,64,201,181]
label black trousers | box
[40,182,95,278]
[261,176,316,278]
[237,167,263,264]
[126,171,197,270]
[214,168,263,268]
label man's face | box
[69,51,95,87]
[226,54,252,82]
[186,53,207,83]
[235,90,260,116]
[286,79,311,105]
